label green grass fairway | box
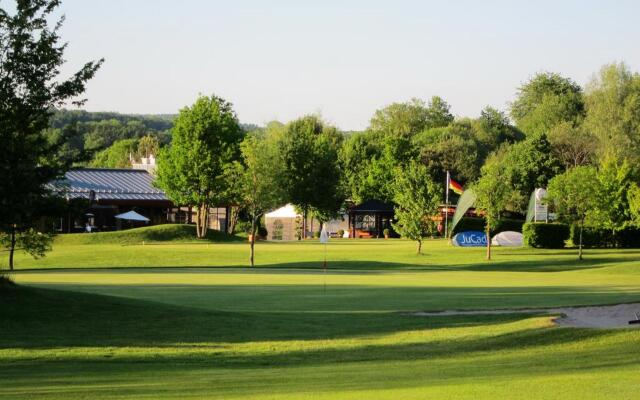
[2,228,640,399]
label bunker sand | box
[411,303,640,328]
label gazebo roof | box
[350,200,394,213]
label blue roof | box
[51,168,168,202]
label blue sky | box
[55,0,640,130]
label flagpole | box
[323,242,327,293]
[444,170,450,239]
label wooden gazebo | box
[348,200,396,238]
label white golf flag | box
[320,226,329,243]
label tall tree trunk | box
[201,204,208,238]
[227,206,239,234]
[8,225,16,271]
[417,239,422,254]
[578,217,584,261]
[486,226,491,261]
[249,216,256,267]
[194,206,201,238]
[302,207,307,239]
[195,204,209,238]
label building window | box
[272,219,283,240]
[355,214,376,231]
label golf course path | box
[411,303,640,328]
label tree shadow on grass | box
[252,256,633,272]
[3,284,640,350]
[13,255,631,274]
[1,284,634,375]
[3,285,640,399]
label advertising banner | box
[452,231,487,247]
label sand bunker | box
[411,303,640,328]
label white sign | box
[534,188,548,222]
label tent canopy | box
[114,210,150,222]
[265,204,299,218]
[491,231,523,247]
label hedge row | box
[522,222,570,248]
[452,217,525,236]
[569,225,640,248]
[458,219,640,248]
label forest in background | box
[46,109,258,168]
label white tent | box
[491,231,523,247]
[114,210,150,222]
[265,204,300,218]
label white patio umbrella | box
[114,210,150,222]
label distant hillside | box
[50,109,176,132]
[47,109,262,168]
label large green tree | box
[511,72,585,137]
[548,122,597,169]
[137,134,161,159]
[278,116,343,237]
[414,120,482,185]
[391,161,441,254]
[237,133,284,267]
[369,98,430,139]
[588,157,634,236]
[472,106,524,158]
[584,62,640,165]
[481,134,561,213]
[340,132,379,202]
[472,162,512,260]
[0,0,102,269]
[629,184,640,224]
[90,138,138,168]
[546,166,600,260]
[369,96,454,162]
[155,95,244,238]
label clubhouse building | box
[51,167,229,233]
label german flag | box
[449,178,464,195]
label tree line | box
[154,63,640,262]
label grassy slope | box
[2,236,640,399]
[54,224,246,245]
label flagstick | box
[444,171,450,239]
[323,242,327,293]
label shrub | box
[569,225,612,248]
[337,229,345,238]
[257,226,268,238]
[383,228,390,237]
[235,221,251,234]
[313,231,321,239]
[616,227,640,248]
[569,225,640,248]
[522,222,569,248]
